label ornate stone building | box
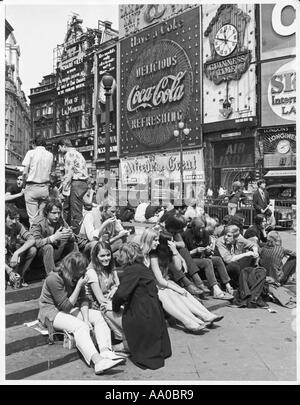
[29,15,118,177]
[5,20,31,166]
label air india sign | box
[119,8,201,156]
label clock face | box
[214,24,238,57]
[277,140,290,154]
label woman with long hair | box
[112,242,171,370]
[38,251,125,375]
[85,241,128,352]
[140,228,224,333]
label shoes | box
[94,358,124,375]
[213,291,234,301]
[101,350,126,362]
[255,297,269,309]
[185,324,207,334]
[207,314,224,323]
[185,284,205,297]
[198,284,210,294]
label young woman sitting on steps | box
[140,228,224,333]
[38,252,125,375]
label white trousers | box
[53,308,112,365]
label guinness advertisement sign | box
[204,4,252,85]
[119,8,201,156]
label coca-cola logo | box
[127,71,186,112]
[124,39,193,148]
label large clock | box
[277,140,290,154]
[214,24,238,57]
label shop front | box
[210,134,256,195]
[119,149,205,207]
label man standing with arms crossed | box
[58,138,89,235]
[22,136,53,225]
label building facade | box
[118,4,205,203]
[29,15,118,178]
[258,3,296,189]
[5,20,31,166]
[118,3,296,201]
[28,6,296,201]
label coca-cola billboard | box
[119,8,201,156]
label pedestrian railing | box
[204,198,295,229]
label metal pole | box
[104,89,111,176]
[180,131,184,205]
[93,52,99,162]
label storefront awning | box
[264,170,296,177]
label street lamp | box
[102,72,114,179]
[173,121,190,205]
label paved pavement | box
[278,229,296,251]
[26,303,296,382]
[23,230,297,383]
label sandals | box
[213,291,234,300]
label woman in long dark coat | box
[112,242,171,370]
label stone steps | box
[5,280,80,380]
[5,276,230,380]
[6,344,79,380]
[6,281,44,304]
[6,299,40,328]
[6,324,49,356]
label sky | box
[4,0,120,99]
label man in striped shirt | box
[259,231,296,285]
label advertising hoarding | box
[261,58,296,127]
[119,8,201,156]
[119,4,196,38]
[260,126,296,169]
[202,4,256,123]
[120,149,205,205]
[260,3,296,60]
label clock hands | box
[215,37,237,44]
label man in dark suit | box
[252,179,270,217]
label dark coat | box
[112,262,171,370]
[252,189,270,215]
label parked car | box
[266,184,296,228]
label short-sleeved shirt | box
[22,147,53,184]
[86,266,118,309]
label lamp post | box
[102,72,114,178]
[173,121,190,205]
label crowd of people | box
[5,136,296,375]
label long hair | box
[58,252,88,289]
[165,214,186,234]
[117,242,144,266]
[156,231,173,269]
[190,217,210,244]
[43,198,62,217]
[140,227,160,255]
[90,240,113,275]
